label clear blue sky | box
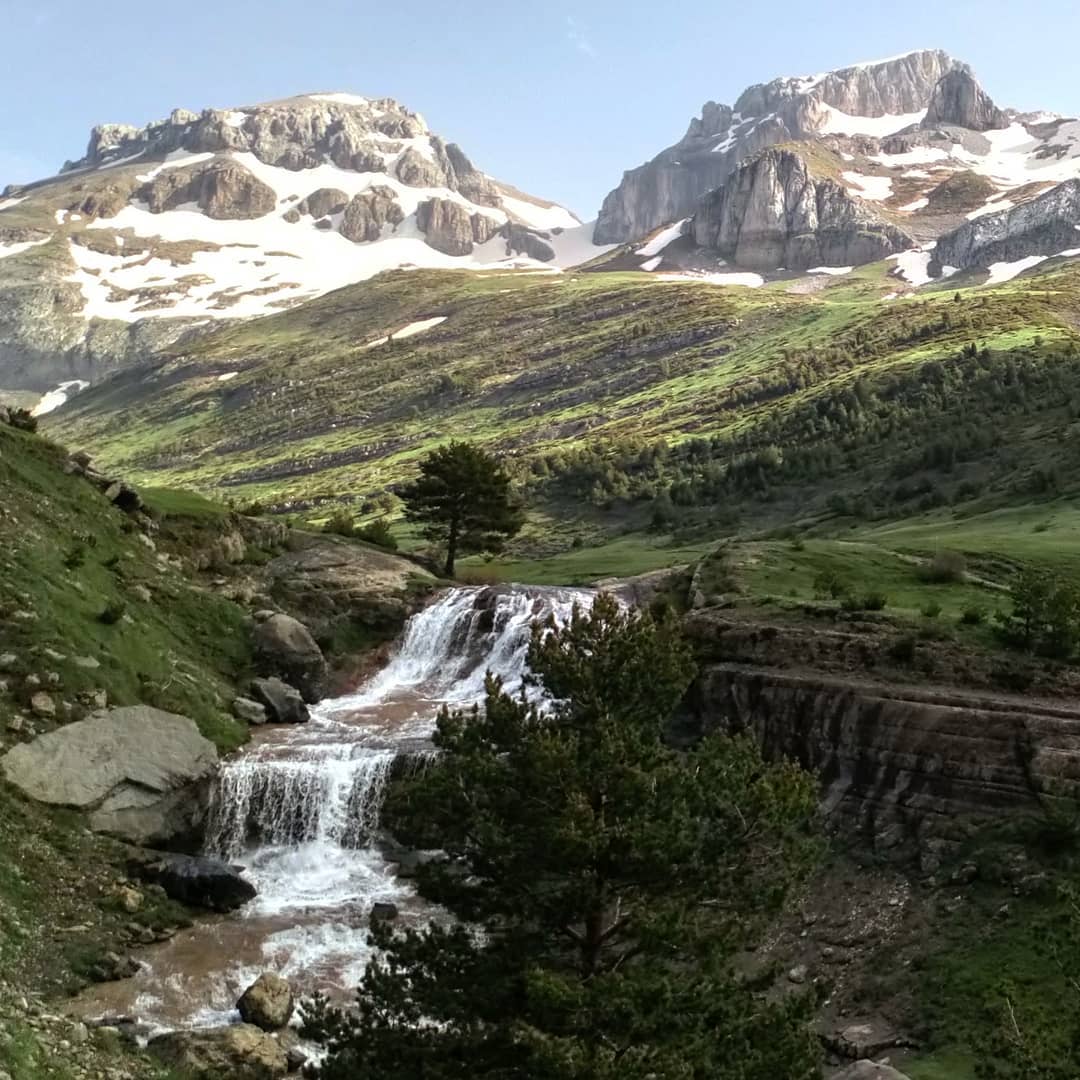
[2,0,1079,218]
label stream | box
[74,586,592,1033]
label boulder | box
[253,614,327,702]
[297,187,349,219]
[140,160,277,221]
[89,951,141,983]
[0,706,217,847]
[29,691,55,718]
[833,1063,912,1080]
[249,677,310,724]
[127,850,256,912]
[370,901,399,923]
[416,197,477,256]
[339,186,404,243]
[233,696,268,725]
[237,973,294,1031]
[148,1024,288,1079]
[395,145,446,187]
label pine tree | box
[400,441,524,576]
[303,595,821,1079]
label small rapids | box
[74,585,592,1033]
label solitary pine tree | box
[304,595,821,1079]
[400,441,524,577]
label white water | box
[77,585,592,1031]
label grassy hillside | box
[44,259,1079,515]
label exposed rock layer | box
[690,149,913,270]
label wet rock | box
[237,972,295,1031]
[286,1046,308,1072]
[249,677,310,724]
[0,705,217,847]
[89,950,140,983]
[233,696,269,725]
[149,1023,288,1079]
[253,613,327,702]
[128,850,257,912]
[833,1063,912,1080]
[370,901,399,923]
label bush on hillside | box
[921,550,967,584]
[8,408,37,433]
[354,519,398,551]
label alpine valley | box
[4,45,1080,1080]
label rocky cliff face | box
[692,664,1080,869]
[689,148,913,270]
[921,68,1008,132]
[932,177,1080,270]
[594,50,958,244]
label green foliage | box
[922,551,968,584]
[7,407,37,433]
[813,568,845,600]
[975,885,1080,1079]
[323,510,355,537]
[997,568,1080,658]
[401,441,524,576]
[354,518,398,550]
[303,595,821,1079]
[97,600,127,625]
[921,601,943,619]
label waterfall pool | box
[71,586,593,1034]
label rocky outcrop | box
[395,145,445,187]
[504,222,556,262]
[932,178,1080,270]
[139,160,277,220]
[127,850,257,911]
[339,185,404,242]
[237,973,294,1031]
[690,149,913,270]
[922,69,1008,132]
[148,1024,287,1079]
[833,1063,912,1080]
[298,187,349,219]
[253,612,327,702]
[595,49,959,243]
[249,676,310,724]
[0,706,217,846]
[691,664,1080,868]
[416,198,501,256]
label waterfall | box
[206,585,594,862]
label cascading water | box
[75,585,593,1033]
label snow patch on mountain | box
[819,106,927,138]
[637,219,688,257]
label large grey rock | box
[253,613,327,702]
[690,148,914,271]
[833,1063,911,1080]
[1,706,217,846]
[933,178,1080,271]
[249,677,310,724]
[922,68,1008,132]
[139,160,277,220]
[395,145,446,187]
[297,187,349,219]
[128,850,256,911]
[595,49,959,244]
[148,1024,287,1079]
[416,198,501,256]
[237,973,294,1030]
[340,186,405,243]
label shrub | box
[813,569,845,600]
[98,601,127,625]
[323,510,355,537]
[354,519,398,551]
[921,601,943,619]
[889,635,918,663]
[8,408,38,433]
[960,606,986,626]
[921,550,967,584]
[63,544,87,569]
[861,590,889,612]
